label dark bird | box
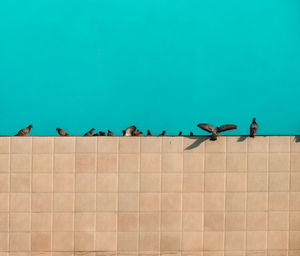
[99,131,106,136]
[250,118,258,137]
[124,126,136,136]
[147,130,152,136]
[84,128,95,136]
[190,132,194,136]
[197,123,237,141]
[133,130,143,136]
[93,132,99,136]
[159,130,166,136]
[56,128,69,136]
[15,125,33,136]
[178,131,182,136]
[107,130,114,136]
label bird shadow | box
[237,135,248,142]
[184,136,209,150]
[294,136,300,143]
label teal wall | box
[0,0,300,135]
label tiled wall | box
[0,136,300,256]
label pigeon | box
[93,132,99,136]
[56,128,69,136]
[250,118,258,137]
[99,131,106,136]
[15,125,33,136]
[133,130,143,136]
[159,131,166,136]
[124,126,136,136]
[84,128,95,136]
[107,130,114,136]
[178,131,182,136]
[197,123,237,141]
[190,132,194,136]
[147,130,152,136]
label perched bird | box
[124,126,136,136]
[133,130,143,136]
[99,131,106,136]
[107,130,114,136]
[178,131,182,136]
[56,128,69,136]
[147,130,152,136]
[15,125,33,136]
[197,123,237,141]
[159,131,166,136]
[190,132,194,136]
[93,132,99,136]
[84,128,95,136]
[250,118,258,137]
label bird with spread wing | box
[197,123,237,141]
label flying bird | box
[147,130,152,136]
[197,123,237,141]
[124,126,136,136]
[56,128,69,136]
[15,125,33,136]
[159,131,166,136]
[250,118,258,137]
[107,130,114,136]
[178,131,182,136]
[84,128,95,136]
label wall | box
[0,136,300,255]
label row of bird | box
[14,118,258,141]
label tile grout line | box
[116,137,120,254]
[8,137,11,253]
[245,137,248,255]
[288,136,291,256]
[159,137,162,256]
[180,137,183,256]
[224,137,227,256]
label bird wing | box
[217,124,237,132]
[197,123,215,133]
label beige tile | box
[184,153,204,172]
[204,193,225,211]
[291,153,300,171]
[269,136,290,153]
[205,173,225,192]
[203,231,224,250]
[140,193,160,212]
[227,136,247,152]
[291,173,300,192]
[269,192,289,211]
[9,232,30,251]
[75,193,95,212]
[247,213,267,231]
[225,231,245,250]
[119,173,139,192]
[183,136,205,152]
[140,153,161,172]
[32,174,52,192]
[33,154,53,173]
[182,232,203,251]
[225,212,245,231]
[160,232,181,251]
[10,154,31,172]
[140,212,159,232]
[76,137,97,153]
[118,213,138,232]
[75,153,96,173]
[119,193,139,211]
[10,174,30,192]
[0,232,8,251]
[0,137,10,154]
[205,137,226,152]
[246,231,267,250]
[247,192,268,211]
[53,212,74,231]
[226,153,247,171]
[31,193,52,212]
[161,193,181,211]
[183,212,203,231]
[269,212,288,231]
[205,153,226,172]
[54,154,75,173]
[141,137,161,153]
[74,212,95,231]
[183,173,204,192]
[140,173,160,192]
[10,193,30,212]
[161,212,181,231]
[269,173,289,192]
[118,232,138,251]
[75,173,96,192]
[0,213,8,232]
[53,173,74,192]
[96,193,117,212]
[162,153,183,172]
[226,173,246,192]
[0,175,9,193]
[183,193,203,211]
[291,212,300,231]
[248,153,268,172]
[248,136,268,152]
[33,137,53,153]
[289,231,300,249]
[52,232,73,251]
[226,192,246,211]
[268,231,288,250]
[162,137,183,152]
[269,153,290,172]
[11,137,32,154]
[162,174,182,192]
[291,136,300,152]
[31,213,51,231]
[31,232,51,251]
[0,194,9,212]
[95,232,117,251]
[139,232,159,251]
[291,192,300,211]
[53,193,74,212]
[98,136,119,153]
[10,213,30,232]
[54,137,75,153]
[95,212,116,232]
[248,173,268,192]
[74,232,94,251]
[204,212,224,231]
[98,153,118,172]
[119,137,140,153]
[0,155,9,173]
[97,173,118,192]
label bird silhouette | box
[250,118,258,137]
[56,128,69,136]
[107,130,114,136]
[15,125,33,136]
[124,126,136,136]
[159,131,166,136]
[133,130,143,136]
[147,130,152,136]
[197,123,237,141]
[190,132,194,136]
[178,131,182,136]
[84,128,95,136]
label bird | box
[250,118,258,137]
[178,131,182,136]
[159,131,166,136]
[133,130,143,136]
[147,130,152,136]
[107,130,114,136]
[84,128,95,136]
[56,128,69,136]
[124,126,136,136]
[197,123,237,141]
[15,125,33,136]
[190,132,194,136]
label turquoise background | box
[0,0,300,136]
